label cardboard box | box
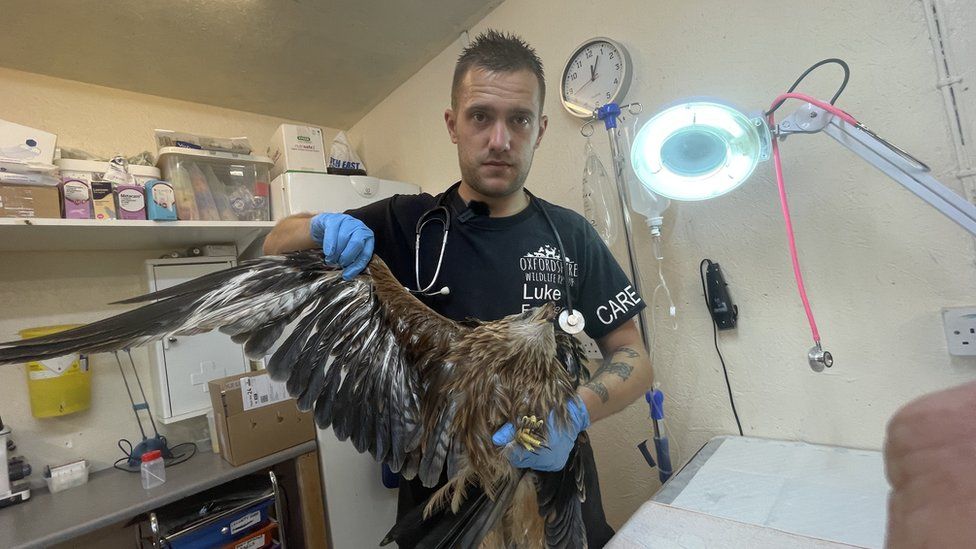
[0,118,57,165]
[267,124,327,179]
[209,371,315,466]
[0,183,60,218]
[91,181,117,220]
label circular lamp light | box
[630,101,771,201]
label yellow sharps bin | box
[20,325,91,417]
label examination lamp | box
[632,83,976,372]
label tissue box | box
[0,119,56,165]
[208,371,314,466]
[157,147,272,222]
[268,124,327,179]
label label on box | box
[235,534,266,549]
[229,510,261,535]
[117,188,145,212]
[62,180,90,202]
[150,182,175,209]
[28,356,77,379]
[240,374,289,411]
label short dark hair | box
[451,29,545,110]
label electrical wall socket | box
[943,307,976,356]
[578,334,604,361]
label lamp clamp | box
[776,103,831,138]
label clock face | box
[561,38,631,118]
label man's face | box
[445,68,548,199]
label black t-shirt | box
[347,183,645,548]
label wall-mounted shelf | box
[0,218,276,253]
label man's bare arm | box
[578,319,653,423]
[263,213,317,255]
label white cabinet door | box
[149,259,249,422]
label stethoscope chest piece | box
[558,309,586,335]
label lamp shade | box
[630,101,770,201]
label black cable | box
[765,58,851,116]
[700,259,744,437]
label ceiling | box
[0,0,504,129]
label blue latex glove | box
[309,213,375,280]
[491,397,590,472]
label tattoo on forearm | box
[603,362,634,380]
[583,346,641,405]
[618,347,640,359]
[593,360,633,381]
[585,380,610,403]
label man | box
[884,380,976,548]
[264,29,653,547]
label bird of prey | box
[0,249,591,548]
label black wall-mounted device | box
[705,262,738,330]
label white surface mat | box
[638,436,889,548]
[608,500,860,549]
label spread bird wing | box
[0,249,462,476]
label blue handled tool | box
[637,389,673,483]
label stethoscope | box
[408,185,586,335]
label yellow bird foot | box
[515,415,546,452]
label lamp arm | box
[820,113,976,237]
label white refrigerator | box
[270,171,419,548]
[271,172,419,219]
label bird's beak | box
[539,302,557,322]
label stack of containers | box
[55,159,167,220]
[157,147,272,221]
[0,118,60,219]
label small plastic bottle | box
[140,450,166,489]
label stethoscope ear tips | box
[558,309,586,335]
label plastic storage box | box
[157,147,272,222]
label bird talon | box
[513,413,547,452]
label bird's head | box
[504,302,558,357]
[526,302,558,323]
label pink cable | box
[770,92,859,125]
[765,93,859,346]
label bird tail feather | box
[381,471,524,549]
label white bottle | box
[140,450,166,489]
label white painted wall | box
[349,0,976,527]
[0,67,339,477]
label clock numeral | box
[609,51,615,59]
[606,92,611,99]
[575,60,582,68]
[570,73,578,81]
[614,78,619,84]
[615,63,620,70]
[568,88,574,95]
[585,49,593,59]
